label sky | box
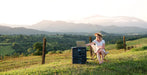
[0,0,147,26]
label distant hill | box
[0,25,50,35]
[28,20,147,34]
[1,19,147,35]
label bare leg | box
[91,45,105,64]
[99,49,105,64]
[97,50,103,64]
[100,49,105,62]
[96,52,100,63]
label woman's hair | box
[99,36,102,41]
[94,33,103,41]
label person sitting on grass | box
[86,33,108,64]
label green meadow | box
[0,38,147,75]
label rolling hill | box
[0,25,50,35]
[1,19,147,35]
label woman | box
[86,33,106,64]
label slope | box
[0,38,147,75]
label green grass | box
[0,38,147,75]
[131,46,147,51]
[105,37,147,50]
[0,51,72,72]
[105,44,116,50]
[0,49,147,75]
[126,38,147,47]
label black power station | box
[72,47,87,64]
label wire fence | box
[0,50,72,72]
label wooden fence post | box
[123,36,126,52]
[0,56,2,60]
[89,36,92,57]
[42,37,46,64]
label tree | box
[12,42,23,53]
[27,48,33,55]
[116,40,124,49]
[33,42,43,55]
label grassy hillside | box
[0,50,147,75]
[105,37,147,50]
[0,38,147,75]
[126,38,147,47]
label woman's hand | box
[86,44,90,46]
[98,46,103,48]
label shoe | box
[104,52,109,57]
[99,61,103,64]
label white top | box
[92,39,105,51]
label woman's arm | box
[86,42,95,46]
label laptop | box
[76,41,86,47]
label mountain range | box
[71,15,147,28]
[0,25,49,35]
[27,20,147,34]
[0,16,147,35]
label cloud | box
[70,15,147,28]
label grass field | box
[0,50,147,75]
[105,37,147,50]
[0,38,147,75]
[126,38,147,47]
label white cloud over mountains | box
[70,15,147,28]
